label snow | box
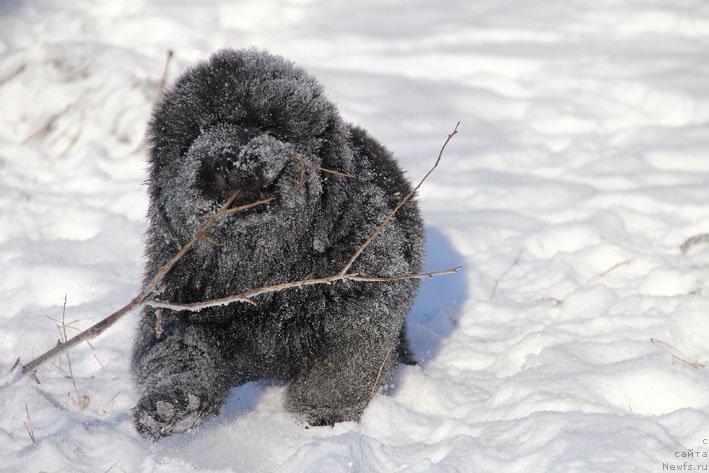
[2,0,709,471]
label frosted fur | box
[131,49,425,439]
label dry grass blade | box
[56,296,89,409]
[22,104,73,144]
[104,460,126,473]
[490,248,524,300]
[596,260,631,278]
[680,233,709,254]
[156,49,174,98]
[650,337,704,369]
[24,404,36,446]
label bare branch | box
[11,122,461,382]
[146,267,461,312]
[340,121,460,275]
[18,190,270,377]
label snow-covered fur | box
[131,49,424,439]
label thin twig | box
[146,267,461,312]
[340,121,460,275]
[156,49,175,99]
[18,191,270,377]
[680,233,709,254]
[85,340,104,368]
[650,337,704,369]
[56,295,89,409]
[288,149,354,179]
[22,104,73,144]
[134,49,176,152]
[45,313,104,368]
[57,109,84,158]
[596,260,630,278]
[104,459,126,473]
[535,296,563,307]
[490,248,524,300]
[0,63,26,88]
[368,348,393,404]
[289,149,354,191]
[24,404,36,446]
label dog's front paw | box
[134,390,209,440]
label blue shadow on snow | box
[407,226,468,365]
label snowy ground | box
[2,0,709,471]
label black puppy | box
[132,49,424,439]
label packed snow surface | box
[2,0,709,472]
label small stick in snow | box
[103,460,126,473]
[18,404,37,446]
[596,260,631,278]
[680,233,709,254]
[56,295,89,410]
[535,296,563,307]
[156,49,175,98]
[56,109,84,158]
[650,337,704,369]
[134,49,177,152]
[22,104,74,144]
[489,248,525,300]
[0,63,27,88]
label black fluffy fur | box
[131,49,424,439]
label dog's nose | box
[227,134,288,191]
[190,129,290,203]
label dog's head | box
[147,49,352,242]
